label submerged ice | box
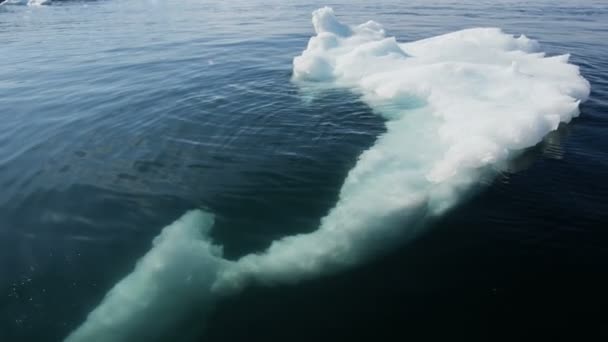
[66,7,590,342]
[65,211,227,342]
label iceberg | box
[216,6,590,290]
[66,7,590,342]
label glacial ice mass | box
[65,7,590,342]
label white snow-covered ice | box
[66,7,590,342]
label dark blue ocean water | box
[1,0,608,341]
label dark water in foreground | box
[1,0,608,341]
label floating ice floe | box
[65,7,590,342]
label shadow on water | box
[505,123,571,174]
[203,197,608,341]
[204,185,608,342]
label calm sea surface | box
[1,0,608,341]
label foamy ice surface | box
[65,7,590,342]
